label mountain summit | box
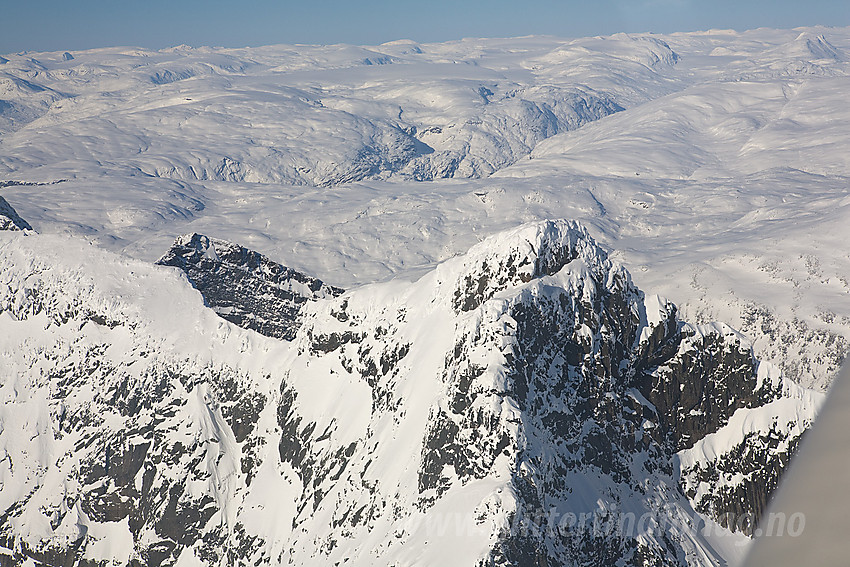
[0,221,821,566]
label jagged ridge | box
[0,220,822,567]
[156,233,342,340]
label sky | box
[3,0,850,54]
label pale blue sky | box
[4,0,850,54]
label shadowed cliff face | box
[0,196,33,231]
[156,233,342,341]
[0,220,820,567]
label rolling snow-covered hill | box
[1,25,849,567]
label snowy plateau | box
[0,26,848,567]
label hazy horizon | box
[4,0,850,54]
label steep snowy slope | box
[0,230,288,566]
[0,221,821,566]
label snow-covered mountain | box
[1,25,849,567]
[2,27,849,393]
[0,221,821,566]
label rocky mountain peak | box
[450,219,615,312]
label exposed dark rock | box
[156,233,342,340]
[0,195,33,231]
[635,325,777,452]
[0,179,67,188]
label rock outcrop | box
[156,233,342,340]
[0,195,33,231]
